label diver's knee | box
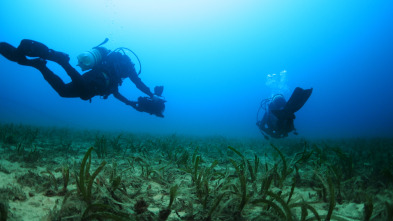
[58,92,69,98]
[52,87,68,98]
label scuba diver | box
[256,87,313,139]
[0,39,166,117]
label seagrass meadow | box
[0,123,392,221]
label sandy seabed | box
[0,124,393,220]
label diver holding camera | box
[0,38,166,117]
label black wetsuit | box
[258,95,293,138]
[0,40,153,107]
[60,48,153,102]
[257,87,313,139]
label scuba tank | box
[76,38,109,71]
[77,48,103,71]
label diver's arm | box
[113,91,141,111]
[128,70,154,97]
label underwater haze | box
[1,0,393,138]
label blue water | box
[1,0,392,138]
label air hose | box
[95,38,142,75]
[113,47,142,75]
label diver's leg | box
[17,40,86,86]
[0,42,46,67]
[0,42,25,63]
[17,39,70,66]
[33,64,80,98]
[1,42,81,98]
[58,62,86,87]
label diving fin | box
[17,39,70,65]
[0,42,28,64]
[284,87,313,113]
[0,42,47,67]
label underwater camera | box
[137,86,166,117]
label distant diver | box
[256,87,313,139]
[0,39,166,117]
